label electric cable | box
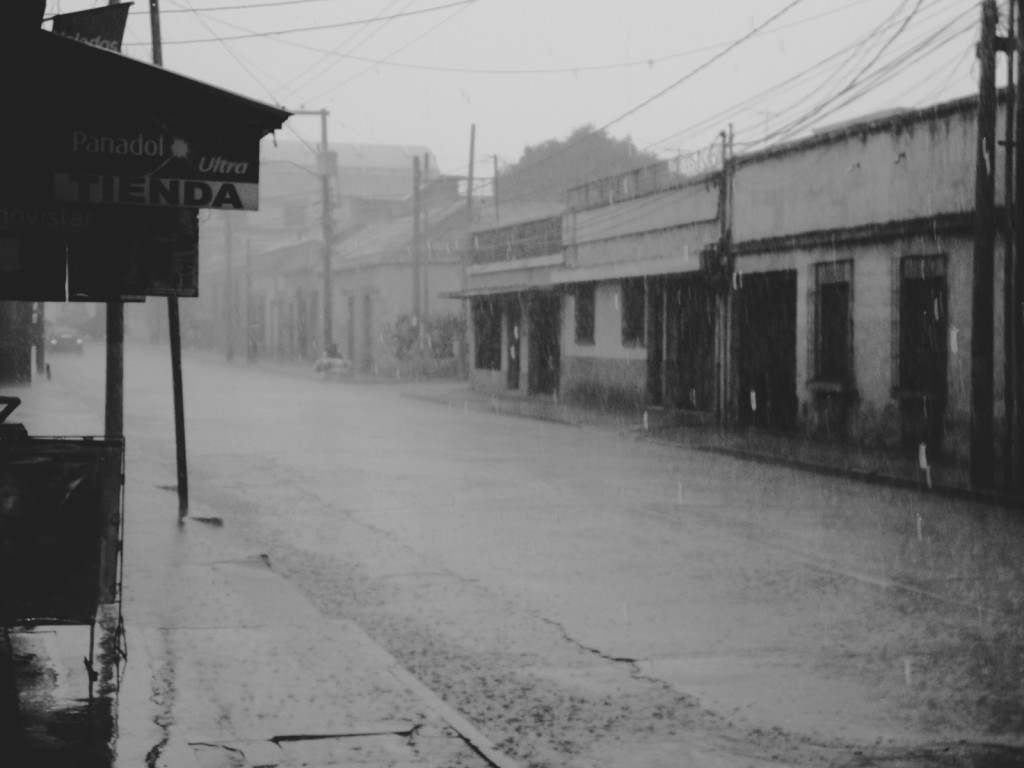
[642,0,963,157]
[749,0,931,147]
[133,0,480,44]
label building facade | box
[176,142,467,373]
[463,96,1008,470]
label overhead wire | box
[264,0,883,77]
[134,0,480,44]
[299,0,475,103]
[132,0,345,13]
[492,1,978,234]
[481,0,811,211]
[744,5,976,149]
[278,0,415,102]
[746,0,931,147]
[165,0,286,107]
[642,0,964,156]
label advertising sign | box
[68,208,200,300]
[0,235,68,301]
[0,208,199,300]
[51,4,132,52]
[52,117,262,211]
[0,438,124,625]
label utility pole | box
[146,0,189,517]
[463,125,475,377]
[714,126,734,427]
[493,155,501,224]
[104,2,124,441]
[971,0,998,489]
[413,156,422,330]
[225,211,234,361]
[292,109,333,350]
[319,111,332,350]
[422,153,431,321]
[1013,0,1024,498]
[1006,0,1018,494]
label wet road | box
[25,342,1024,767]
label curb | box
[402,386,1024,511]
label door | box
[528,294,560,396]
[362,294,373,372]
[507,298,521,390]
[667,275,715,411]
[646,278,664,406]
[736,270,797,431]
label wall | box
[561,281,646,412]
[733,103,990,241]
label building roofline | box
[736,93,983,168]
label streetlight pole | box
[293,109,333,351]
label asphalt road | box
[23,341,1024,768]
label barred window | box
[892,255,947,397]
[472,298,502,371]
[808,260,854,385]
[621,277,646,347]
[574,283,595,345]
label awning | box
[0,28,292,301]
[441,284,562,299]
[1,29,291,212]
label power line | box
[126,0,480,45]
[264,0,882,77]
[486,3,975,218]
[299,0,473,103]
[745,6,975,149]
[485,0,810,208]
[753,0,928,146]
[277,0,414,101]
[640,0,965,159]
[132,0,348,13]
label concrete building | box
[461,95,1007,471]
[175,141,467,373]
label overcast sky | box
[46,0,991,179]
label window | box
[472,298,502,371]
[574,283,595,345]
[809,260,853,385]
[893,255,947,397]
[621,277,646,347]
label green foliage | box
[501,125,659,202]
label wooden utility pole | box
[422,153,431,321]
[1004,0,1015,492]
[413,155,422,328]
[971,0,998,489]
[463,125,475,377]
[292,109,333,351]
[1014,0,1024,497]
[104,0,124,440]
[224,210,234,361]
[714,126,734,427]
[319,110,333,350]
[148,0,189,517]
[493,155,500,224]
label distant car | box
[48,329,84,354]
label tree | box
[500,125,659,203]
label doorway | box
[736,270,797,430]
[528,294,560,396]
[666,274,715,411]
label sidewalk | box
[398,380,1023,508]
[1,377,510,768]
